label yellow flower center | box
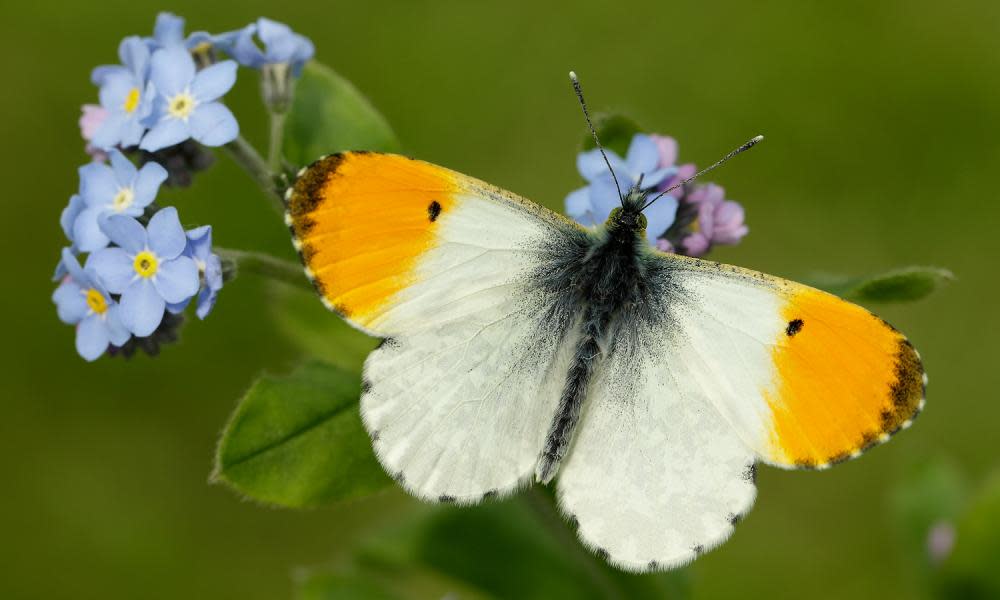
[133,251,159,278]
[123,87,141,114]
[85,288,108,315]
[167,91,197,120]
[112,187,134,212]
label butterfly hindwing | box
[286,152,587,500]
[555,252,925,569]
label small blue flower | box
[73,150,168,252]
[52,249,131,361]
[88,207,200,336]
[89,36,155,150]
[140,47,239,152]
[167,226,224,319]
[219,18,314,75]
[146,12,211,51]
[53,195,87,280]
[565,133,679,244]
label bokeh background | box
[3,1,998,598]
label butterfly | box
[282,79,926,572]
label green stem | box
[524,487,624,600]
[224,136,285,215]
[216,248,312,292]
[267,111,287,174]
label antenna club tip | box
[568,70,578,80]
[752,134,764,143]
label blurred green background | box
[3,0,998,598]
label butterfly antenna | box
[569,71,624,205]
[641,135,764,211]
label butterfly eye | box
[637,212,647,230]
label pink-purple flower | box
[681,183,749,257]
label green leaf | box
[213,361,390,508]
[284,62,401,167]
[297,491,690,599]
[580,113,643,157]
[808,266,954,303]
[268,284,378,372]
[934,473,1000,599]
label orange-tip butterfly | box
[282,72,925,572]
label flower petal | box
[60,195,86,241]
[147,207,187,259]
[76,315,111,361]
[72,207,111,253]
[191,60,237,103]
[625,134,660,175]
[230,24,264,67]
[565,187,594,225]
[153,256,199,304]
[104,304,132,347]
[108,149,138,186]
[60,247,88,284]
[79,162,117,208]
[150,46,195,96]
[53,280,87,324]
[577,148,627,181]
[120,279,166,336]
[132,161,168,208]
[643,195,678,245]
[87,247,134,293]
[153,12,186,48]
[118,36,150,79]
[195,285,219,319]
[184,225,212,261]
[139,117,191,152]
[589,177,622,221]
[100,214,147,254]
[682,232,711,257]
[651,135,678,167]
[641,166,677,189]
[188,102,239,147]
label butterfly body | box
[285,151,925,571]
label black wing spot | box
[483,489,498,500]
[786,319,804,336]
[595,548,609,560]
[428,200,442,222]
[438,494,456,503]
[647,560,659,571]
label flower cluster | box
[55,12,314,361]
[565,133,748,257]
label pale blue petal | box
[76,315,110,361]
[118,117,146,148]
[118,36,150,80]
[643,195,679,245]
[140,117,190,151]
[153,12,186,48]
[108,149,137,185]
[626,134,660,175]
[100,214,147,254]
[191,61,237,103]
[184,225,212,262]
[204,253,223,291]
[153,256,199,303]
[60,195,86,241]
[98,73,135,110]
[150,47,195,96]
[133,161,168,208]
[79,162,117,208]
[120,279,165,336]
[576,148,626,181]
[231,25,264,67]
[565,187,593,223]
[92,64,127,86]
[195,286,218,319]
[188,102,238,146]
[104,304,132,347]
[147,207,186,259]
[87,247,134,293]
[89,112,128,150]
[73,207,111,253]
[53,281,87,324]
[166,297,191,314]
[642,166,676,189]
[257,18,293,47]
[61,247,88,284]
[589,177,622,220]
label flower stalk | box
[216,247,310,292]
[224,136,286,214]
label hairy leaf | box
[213,361,390,508]
[809,266,954,303]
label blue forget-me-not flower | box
[166,226,224,319]
[89,207,200,336]
[73,149,168,252]
[140,47,239,152]
[53,249,131,361]
[89,36,154,150]
[220,18,315,75]
[565,133,680,245]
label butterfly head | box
[605,188,648,237]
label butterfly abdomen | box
[535,227,650,483]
